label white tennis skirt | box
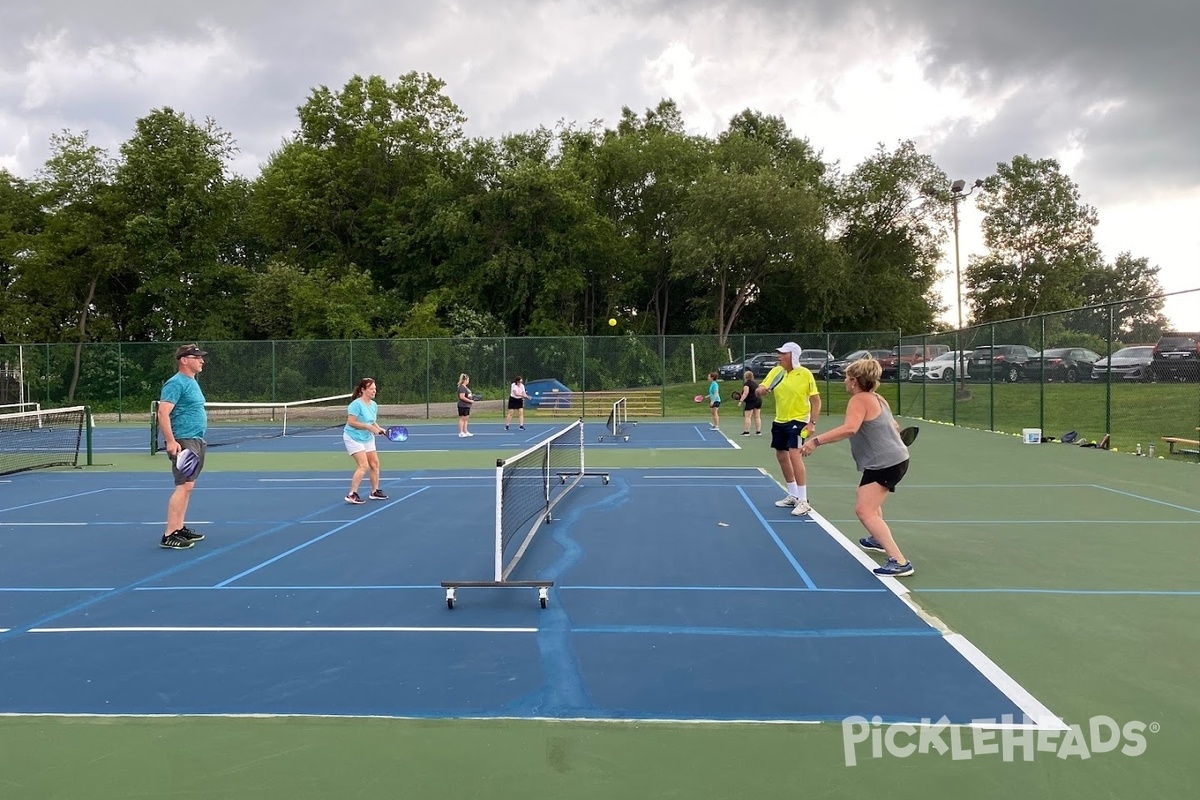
[343,433,377,455]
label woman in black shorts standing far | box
[740,369,762,436]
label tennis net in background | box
[0,405,90,476]
[601,397,629,441]
[150,393,353,453]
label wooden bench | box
[533,389,663,419]
[1161,436,1200,456]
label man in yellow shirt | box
[756,342,821,516]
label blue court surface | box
[0,467,1059,725]
[88,420,740,454]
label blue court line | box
[735,486,817,589]
[0,587,113,592]
[1090,484,1200,515]
[573,625,941,639]
[0,489,109,514]
[214,486,430,587]
[917,588,1200,596]
[0,493,410,645]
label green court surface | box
[1,416,1196,799]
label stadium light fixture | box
[950,177,982,399]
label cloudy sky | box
[2,0,1197,329]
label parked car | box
[966,345,1039,382]
[718,352,778,381]
[877,344,950,381]
[797,349,834,374]
[1025,348,1102,383]
[1151,332,1200,382]
[1091,346,1155,382]
[909,351,971,382]
[822,349,892,379]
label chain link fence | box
[2,291,1197,459]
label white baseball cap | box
[775,342,802,363]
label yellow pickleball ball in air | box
[608,318,616,327]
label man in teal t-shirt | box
[157,344,209,550]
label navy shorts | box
[458,406,471,417]
[770,420,808,451]
[860,459,910,492]
[710,400,721,408]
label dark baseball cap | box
[175,344,208,360]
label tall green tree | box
[114,107,244,340]
[825,141,950,332]
[592,101,709,335]
[0,170,44,340]
[965,155,1102,323]
[1080,252,1169,341]
[249,72,467,304]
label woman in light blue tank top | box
[798,356,914,578]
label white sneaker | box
[458,432,468,438]
[791,501,812,516]
[709,425,720,431]
[465,432,474,437]
[775,496,798,508]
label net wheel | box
[540,596,547,609]
[538,587,549,609]
[597,436,604,442]
[623,436,629,442]
[445,588,456,609]
[602,475,610,485]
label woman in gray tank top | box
[799,356,914,577]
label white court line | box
[29,626,537,634]
[768,467,1067,732]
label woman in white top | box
[505,375,530,431]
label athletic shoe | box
[709,425,720,431]
[859,536,885,553]
[458,432,468,438]
[369,489,388,500]
[519,426,524,430]
[873,558,914,577]
[160,532,194,549]
[790,501,812,516]
[755,431,762,435]
[345,492,365,505]
[177,525,204,543]
[775,496,799,508]
[504,425,509,430]
[465,432,474,437]
[741,431,750,436]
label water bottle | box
[1148,443,1156,459]
[1135,443,1142,456]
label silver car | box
[1091,346,1154,382]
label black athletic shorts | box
[507,398,524,410]
[860,459,909,492]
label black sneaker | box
[160,532,194,549]
[345,492,365,505]
[177,526,205,542]
[369,489,388,500]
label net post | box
[84,406,93,466]
[494,458,505,582]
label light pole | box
[950,178,982,400]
